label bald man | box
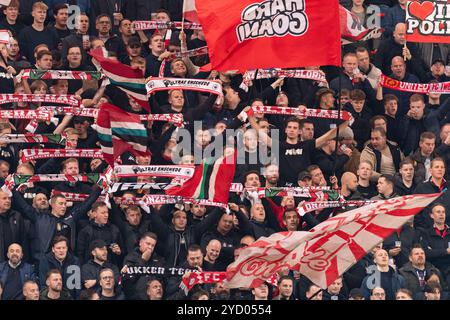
[341,172,359,199]
[203,239,225,271]
[374,23,426,82]
[336,172,364,215]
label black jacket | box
[0,209,33,263]
[383,224,419,269]
[343,103,373,151]
[149,206,214,267]
[413,180,449,230]
[12,187,102,260]
[315,149,350,181]
[77,220,124,265]
[81,259,120,290]
[122,248,165,299]
[109,198,152,253]
[419,225,450,273]
[393,174,416,196]
[399,261,443,296]
[38,252,80,297]
[200,209,253,267]
[39,287,73,300]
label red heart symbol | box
[409,1,435,21]
[440,22,445,30]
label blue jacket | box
[12,186,102,260]
[383,4,406,37]
[398,98,450,156]
[0,261,37,298]
[360,266,406,300]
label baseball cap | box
[89,239,107,252]
[432,58,445,66]
[348,288,364,299]
[298,171,312,181]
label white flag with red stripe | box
[226,193,440,289]
[184,0,199,23]
[0,29,10,44]
[339,5,373,42]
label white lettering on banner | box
[285,148,302,156]
[236,0,309,43]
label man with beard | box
[0,244,36,300]
[80,240,120,291]
[210,281,230,300]
[399,246,443,297]
[40,269,72,300]
[263,164,280,187]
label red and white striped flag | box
[0,29,10,44]
[226,193,440,289]
[184,0,199,23]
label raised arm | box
[315,121,350,149]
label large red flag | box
[195,0,341,71]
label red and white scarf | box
[296,200,379,216]
[243,106,352,122]
[21,148,103,162]
[113,194,229,209]
[132,21,202,31]
[114,165,195,179]
[42,106,185,127]
[380,74,450,94]
[243,69,327,85]
[0,108,53,121]
[146,78,222,96]
[169,46,208,61]
[19,69,103,81]
[0,133,66,145]
[180,272,278,294]
[0,94,80,106]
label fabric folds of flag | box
[183,0,200,23]
[90,48,149,111]
[166,151,236,204]
[94,103,149,166]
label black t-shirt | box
[357,183,378,199]
[278,139,316,185]
[0,19,25,38]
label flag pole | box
[332,66,342,177]
[181,0,186,33]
